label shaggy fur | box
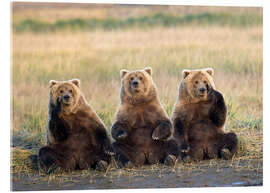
[172,68,238,161]
[111,67,179,167]
[39,79,113,173]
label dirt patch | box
[11,159,262,191]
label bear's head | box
[49,79,81,114]
[179,68,216,103]
[120,67,157,105]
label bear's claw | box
[105,149,115,156]
[164,155,177,166]
[96,160,108,172]
[181,146,190,153]
[117,133,127,139]
[152,136,160,140]
[116,130,128,140]
[220,148,232,160]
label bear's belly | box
[126,127,157,150]
[187,120,222,146]
[63,131,97,152]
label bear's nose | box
[63,94,70,100]
[199,88,206,93]
[132,81,139,87]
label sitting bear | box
[38,79,114,173]
[111,67,179,167]
[172,68,238,161]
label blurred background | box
[12,3,262,161]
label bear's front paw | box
[164,155,177,166]
[182,155,192,163]
[152,122,172,141]
[220,148,232,160]
[111,123,128,141]
[152,130,171,141]
[51,97,62,117]
[208,88,224,104]
[53,127,68,141]
[207,88,217,101]
[152,131,160,140]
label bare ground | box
[11,158,262,191]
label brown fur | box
[111,67,179,167]
[39,79,113,173]
[172,68,238,161]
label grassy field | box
[11,3,262,184]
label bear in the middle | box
[111,67,179,167]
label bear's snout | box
[199,87,206,93]
[63,94,71,101]
[132,80,139,87]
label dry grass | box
[11,4,262,176]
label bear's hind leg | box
[163,140,179,166]
[188,145,204,161]
[112,142,145,167]
[38,146,59,174]
[112,142,129,167]
[95,160,109,172]
[39,145,77,173]
[205,145,219,160]
[164,154,177,166]
[219,132,238,160]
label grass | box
[13,12,262,33]
[11,3,262,182]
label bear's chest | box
[59,114,100,148]
[180,102,212,123]
[123,108,159,129]
[118,107,160,144]
[127,126,154,146]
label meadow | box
[11,3,262,189]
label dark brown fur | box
[172,68,238,161]
[111,68,179,167]
[39,79,113,173]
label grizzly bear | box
[38,79,114,173]
[111,67,179,167]
[172,68,238,161]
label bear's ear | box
[71,79,80,87]
[182,69,191,79]
[120,69,129,79]
[144,67,152,76]
[205,68,214,76]
[49,80,57,88]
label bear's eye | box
[59,90,64,94]
[130,77,134,81]
[139,76,143,81]
[69,89,72,93]
[195,81,199,84]
[203,80,207,84]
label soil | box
[11,159,263,191]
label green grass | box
[13,12,262,33]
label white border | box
[4,0,267,193]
